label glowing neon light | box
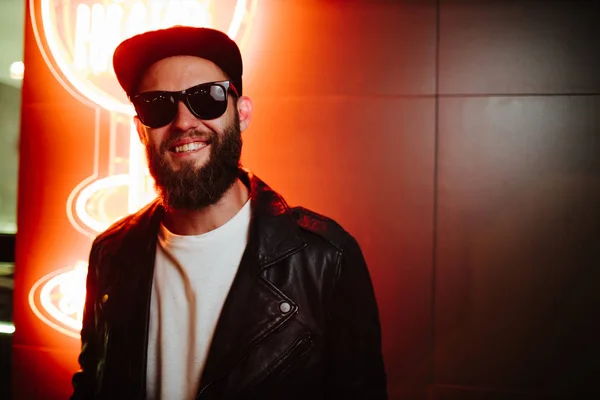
[74,173,132,233]
[0,322,15,335]
[29,261,89,339]
[128,121,154,215]
[10,61,25,80]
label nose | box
[170,99,200,132]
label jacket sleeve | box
[324,235,388,399]
[70,242,101,399]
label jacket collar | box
[241,169,307,269]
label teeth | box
[174,142,205,153]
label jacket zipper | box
[260,332,313,387]
[196,332,312,398]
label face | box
[134,56,252,211]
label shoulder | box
[91,213,135,252]
[289,206,358,253]
[91,199,163,255]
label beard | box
[146,111,242,211]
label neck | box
[162,179,250,235]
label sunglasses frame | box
[129,80,239,128]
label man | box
[71,26,387,399]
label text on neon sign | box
[73,1,213,76]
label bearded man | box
[70,26,387,400]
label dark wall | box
[245,0,599,398]
[12,0,599,399]
[433,1,599,398]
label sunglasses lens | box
[186,83,228,120]
[132,82,230,128]
[133,94,177,128]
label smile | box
[171,142,208,153]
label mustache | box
[160,130,216,152]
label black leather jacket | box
[71,170,387,399]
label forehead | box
[136,55,228,93]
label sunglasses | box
[129,80,238,128]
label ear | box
[134,116,148,145]
[236,96,253,133]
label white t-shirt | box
[145,200,251,400]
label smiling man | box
[70,26,387,400]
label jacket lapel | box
[197,171,306,394]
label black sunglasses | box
[129,80,238,128]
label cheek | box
[204,118,225,132]
[209,109,236,134]
[146,130,168,152]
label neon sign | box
[29,261,88,338]
[36,0,256,114]
[28,0,258,338]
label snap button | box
[279,302,291,313]
[101,294,109,304]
